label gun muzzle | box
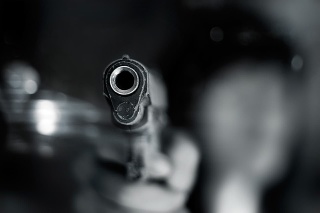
[109,65,139,96]
[103,55,150,128]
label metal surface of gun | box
[103,55,163,180]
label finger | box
[95,167,187,213]
[146,152,172,179]
[165,131,200,193]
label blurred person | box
[161,6,305,213]
[74,6,305,213]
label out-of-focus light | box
[4,61,40,92]
[210,27,224,42]
[37,120,57,135]
[24,79,38,94]
[35,100,58,121]
[35,100,59,135]
[291,55,304,71]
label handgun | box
[103,55,164,180]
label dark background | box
[1,0,179,108]
[1,0,320,212]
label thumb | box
[165,131,200,193]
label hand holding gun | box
[74,55,199,213]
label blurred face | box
[195,61,299,184]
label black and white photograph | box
[1,1,320,213]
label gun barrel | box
[103,55,150,127]
[103,55,156,180]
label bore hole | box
[115,70,135,90]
